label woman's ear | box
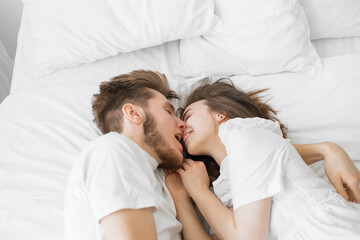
[122,103,144,124]
[215,112,226,123]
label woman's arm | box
[293,142,332,165]
[178,160,271,240]
[164,170,213,240]
[294,142,360,202]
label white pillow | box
[312,37,360,58]
[27,0,221,76]
[301,0,360,40]
[176,0,321,78]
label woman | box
[166,79,360,240]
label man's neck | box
[121,131,162,164]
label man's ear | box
[122,103,144,124]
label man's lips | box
[176,139,183,152]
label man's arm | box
[293,142,360,202]
[173,194,214,240]
[100,207,157,240]
[164,170,213,240]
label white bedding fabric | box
[301,0,360,40]
[1,53,360,240]
[177,0,321,77]
[11,5,183,95]
[0,86,101,239]
[0,41,13,103]
[312,37,360,58]
[178,53,360,161]
[26,0,220,77]
[3,3,360,240]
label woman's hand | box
[164,169,189,201]
[322,143,360,203]
[177,159,210,198]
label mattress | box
[2,3,360,240]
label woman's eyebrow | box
[182,109,192,119]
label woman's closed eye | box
[184,114,191,122]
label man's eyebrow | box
[164,101,176,113]
[182,109,192,120]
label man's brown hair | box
[92,70,178,134]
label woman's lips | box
[183,131,192,144]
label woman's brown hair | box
[179,78,287,182]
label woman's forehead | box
[185,100,207,110]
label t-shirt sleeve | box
[82,137,159,223]
[225,127,289,210]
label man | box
[64,70,360,240]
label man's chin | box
[159,153,184,170]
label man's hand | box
[176,159,210,198]
[164,169,189,201]
[322,143,360,203]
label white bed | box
[1,0,360,239]
[0,41,13,103]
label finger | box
[176,168,185,176]
[185,158,195,166]
[182,160,192,170]
[332,176,349,201]
[346,180,360,203]
[348,189,355,202]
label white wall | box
[0,0,23,60]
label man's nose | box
[177,118,186,132]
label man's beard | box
[143,111,183,169]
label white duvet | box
[1,53,360,239]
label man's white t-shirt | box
[64,132,182,240]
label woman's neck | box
[208,137,227,166]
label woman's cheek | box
[187,141,197,155]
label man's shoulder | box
[86,132,136,152]
[92,131,130,145]
[76,132,144,166]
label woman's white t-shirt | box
[213,117,360,240]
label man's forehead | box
[149,90,177,108]
[163,100,176,111]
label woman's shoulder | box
[219,117,284,144]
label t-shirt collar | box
[137,146,159,172]
[120,133,159,172]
